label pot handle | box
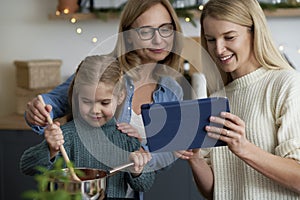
[109,162,134,176]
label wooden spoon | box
[37,95,81,182]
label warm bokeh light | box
[70,18,77,24]
[76,28,82,34]
[198,5,204,11]
[92,37,98,43]
[63,8,70,14]
[279,45,284,52]
[55,10,61,16]
[185,17,191,22]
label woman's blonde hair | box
[200,0,292,84]
[111,0,183,80]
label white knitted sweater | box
[210,67,300,199]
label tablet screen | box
[141,97,229,152]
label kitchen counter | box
[0,114,31,131]
[0,114,43,200]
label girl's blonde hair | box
[111,0,183,80]
[200,0,292,84]
[67,55,124,121]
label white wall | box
[0,0,299,117]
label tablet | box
[141,97,229,152]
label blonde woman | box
[178,0,300,199]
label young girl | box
[20,55,155,199]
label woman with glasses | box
[24,0,184,199]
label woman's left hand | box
[206,112,250,157]
[129,148,152,176]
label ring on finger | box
[225,130,229,137]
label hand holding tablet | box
[141,97,230,152]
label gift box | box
[15,59,62,89]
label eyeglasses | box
[133,23,174,41]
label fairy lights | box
[185,17,191,22]
[58,3,300,52]
[76,27,82,34]
[63,8,70,14]
[70,17,77,24]
[198,5,204,11]
[92,37,98,43]
[279,45,285,52]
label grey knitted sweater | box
[20,117,155,198]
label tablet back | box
[141,97,229,152]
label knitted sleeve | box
[125,167,155,192]
[19,140,54,176]
[274,71,300,162]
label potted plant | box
[22,158,82,200]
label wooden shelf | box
[48,12,121,21]
[48,8,300,21]
[264,8,300,17]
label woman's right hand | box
[117,122,142,142]
[44,121,64,158]
[174,149,202,160]
[25,96,52,127]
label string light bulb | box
[198,5,204,11]
[92,37,98,43]
[63,8,70,14]
[55,10,61,16]
[70,18,77,24]
[185,17,191,22]
[76,28,82,34]
[279,45,284,52]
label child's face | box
[78,82,123,127]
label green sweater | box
[20,118,155,198]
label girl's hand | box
[26,97,52,127]
[117,122,142,142]
[206,112,250,157]
[129,148,152,176]
[44,121,64,158]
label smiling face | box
[128,3,174,64]
[78,82,124,127]
[203,16,260,79]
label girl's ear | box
[117,90,126,105]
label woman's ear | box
[126,31,133,44]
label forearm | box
[20,141,54,175]
[238,142,300,193]
[188,157,214,199]
[127,168,155,192]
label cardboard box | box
[15,59,62,89]
[15,87,53,115]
